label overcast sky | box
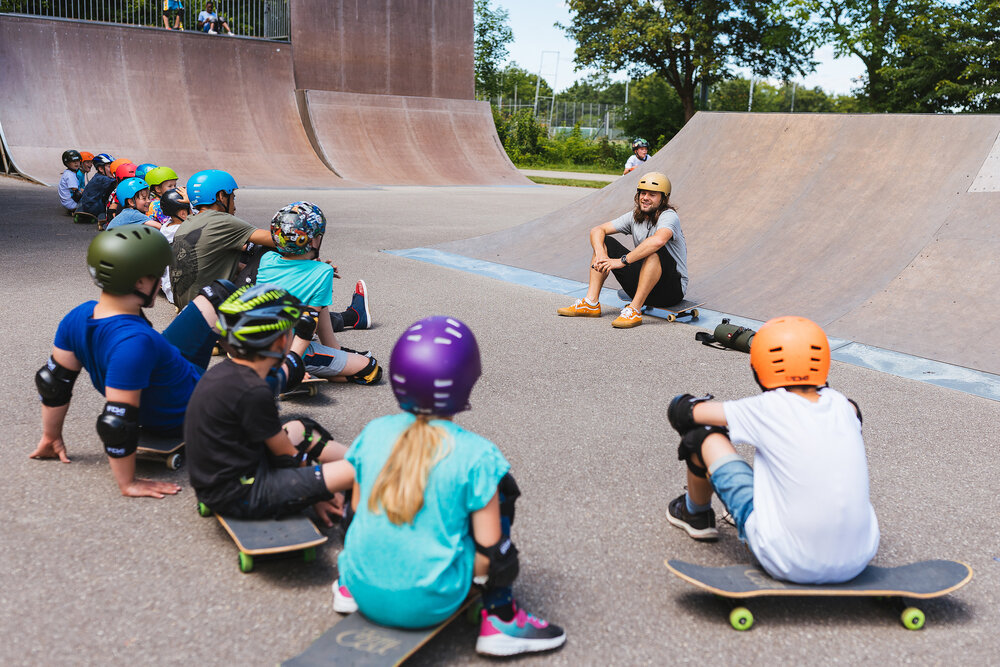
[500,0,866,97]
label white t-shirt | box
[611,209,688,293]
[623,154,648,172]
[159,222,182,304]
[723,388,879,584]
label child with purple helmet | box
[334,316,566,657]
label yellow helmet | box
[637,172,670,197]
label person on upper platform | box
[198,1,233,34]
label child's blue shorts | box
[709,454,755,541]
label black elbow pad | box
[35,357,80,407]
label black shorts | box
[218,461,333,519]
[604,236,684,307]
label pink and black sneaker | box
[331,579,358,614]
[475,602,566,656]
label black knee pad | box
[348,357,382,385]
[295,417,333,463]
[475,536,519,588]
[97,402,140,458]
[677,425,729,478]
[35,357,80,407]
[498,473,521,527]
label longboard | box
[136,431,185,470]
[279,376,325,400]
[616,290,703,322]
[284,596,476,666]
[198,503,328,573]
[665,559,972,630]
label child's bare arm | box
[30,347,82,463]
[693,401,728,427]
[103,387,181,499]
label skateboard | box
[72,211,97,225]
[283,596,476,666]
[665,559,973,631]
[279,376,325,400]
[198,503,328,573]
[616,290,703,322]
[136,431,185,470]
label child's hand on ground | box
[121,478,181,499]
[313,497,344,527]
[29,436,71,463]
[322,261,341,279]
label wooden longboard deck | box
[615,290,703,318]
[217,514,327,555]
[665,559,973,599]
[284,597,475,667]
[279,376,325,400]
[135,431,184,455]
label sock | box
[482,586,514,621]
[686,493,712,515]
[584,297,598,306]
[329,311,346,332]
[340,308,359,329]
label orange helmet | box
[750,316,830,389]
[79,151,94,161]
[108,158,131,176]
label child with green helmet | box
[145,166,179,227]
[185,284,353,523]
[30,226,310,499]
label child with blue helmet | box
[106,178,154,229]
[335,317,566,657]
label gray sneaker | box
[667,493,719,541]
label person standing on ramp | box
[557,172,688,329]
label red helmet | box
[750,316,830,389]
[115,162,138,180]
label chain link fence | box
[1,0,289,39]
[489,97,626,141]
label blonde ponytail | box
[368,415,450,525]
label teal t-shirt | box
[255,252,334,308]
[338,413,510,628]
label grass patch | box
[527,176,608,188]
[514,161,622,176]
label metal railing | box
[1,0,290,40]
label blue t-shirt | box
[255,252,334,308]
[53,301,203,429]
[106,208,152,229]
[338,414,510,627]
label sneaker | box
[612,305,642,328]
[332,579,358,614]
[347,280,371,329]
[476,602,566,656]
[557,298,601,317]
[666,493,719,541]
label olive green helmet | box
[86,224,173,295]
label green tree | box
[561,0,814,122]
[474,0,514,100]
[619,74,686,147]
[559,73,628,105]
[496,64,553,108]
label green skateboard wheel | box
[303,547,317,563]
[730,606,754,631]
[901,606,925,630]
[197,502,212,517]
[239,551,254,573]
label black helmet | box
[86,225,173,296]
[62,149,82,166]
[160,187,191,219]
[217,284,304,358]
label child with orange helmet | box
[665,316,879,584]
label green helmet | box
[145,166,179,188]
[217,284,304,357]
[86,224,173,296]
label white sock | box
[584,297,598,306]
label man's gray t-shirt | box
[611,209,688,293]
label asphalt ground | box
[1,176,998,665]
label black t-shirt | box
[185,359,284,508]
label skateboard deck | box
[665,559,972,630]
[199,505,328,573]
[136,431,185,470]
[279,376,325,400]
[616,290,703,322]
[284,596,476,667]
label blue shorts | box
[161,301,217,372]
[709,455,755,541]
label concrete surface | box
[1,176,998,665]
[439,112,1000,375]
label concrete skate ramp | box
[437,112,1000,374]
[0,15,344,187]
[289,0,473,99]
[297,90,531,185]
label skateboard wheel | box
[901,607,925,630]
[307,384,319,397]
[691,309,699,319]
[239,552,254,573]
[197,502,212,518]
[303,547,317,563]
[666,313,677,323]
[167,452,184,471]
[466,601,484,624]
[729,606,754,631]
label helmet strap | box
[134,281,158,309]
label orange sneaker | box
[612,305,642,328]
[557,298,601,317]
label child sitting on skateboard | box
[106,178,154,229]
[184,284,353,526]
[29,225,249,498]
[253,201,380,385]
[666,316,880,584]
[334,316,566,656]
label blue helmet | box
[116,177,150,204]
[135,163,158,181]
[93,153,114,166]
[187,169,238,207]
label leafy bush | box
[493,108,631,172]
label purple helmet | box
[390,316,481,415]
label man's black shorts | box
[604,235,684,307]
